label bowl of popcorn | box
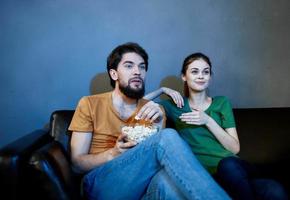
[121,117,159,143]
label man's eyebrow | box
[122,61,145,65]
[123,61,134,64]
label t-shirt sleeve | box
[220,97,236,128]
[158,99,173,117]
[158,99,177,128]
[68,97,93,132]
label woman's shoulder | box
[161,96,187,103]
[212,96,230,103]
[159,98,177,107]
[211,96,233,111]
[159,96,187,109]
[211,96,232,107]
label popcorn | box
[121,125,158,143]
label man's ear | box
[109,69,118,81]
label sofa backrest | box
[48,108,290,166]
[233,108,290,165]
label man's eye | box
[125,64,133,68]
[139,65,146,70]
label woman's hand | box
[162,87,184,108]
[180,109,240,154]
[179,109,210,125]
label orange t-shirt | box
[69,92,165,154]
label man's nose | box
[133,65,141,74]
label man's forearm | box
[72,148,119,173]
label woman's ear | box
[181,74,186,82]
[109,69,118,81]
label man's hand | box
[136,101,163,123]
[110,133,137,157]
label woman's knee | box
[253,179,288,200]
[218,157,241,172]
[217,157,248,181]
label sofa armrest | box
[28,141,83,200]
[0,129,52,200]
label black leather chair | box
[1,108,290,199]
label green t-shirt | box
[159,96,236,174]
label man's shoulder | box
[84,92,112,101]
[77,92,112,108]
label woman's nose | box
[198,73,204,79]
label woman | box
[144,52,287,200]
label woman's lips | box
[195,81,206,85]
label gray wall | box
[1,0,290,147]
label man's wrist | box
[107,148,119,161]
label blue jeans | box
[215,156,288,200]
[83,128,230,200]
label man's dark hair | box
[107,42,148,87]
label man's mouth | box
[129,78,143,84]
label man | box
[69,42,230,200]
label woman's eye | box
[191,70,198,74]
[204,70,210,75]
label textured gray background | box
[1,0,290,147]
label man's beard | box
[119,80,145,100]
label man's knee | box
[151,170,169,188]
[158,128,180,143]
[144,170,186,200]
